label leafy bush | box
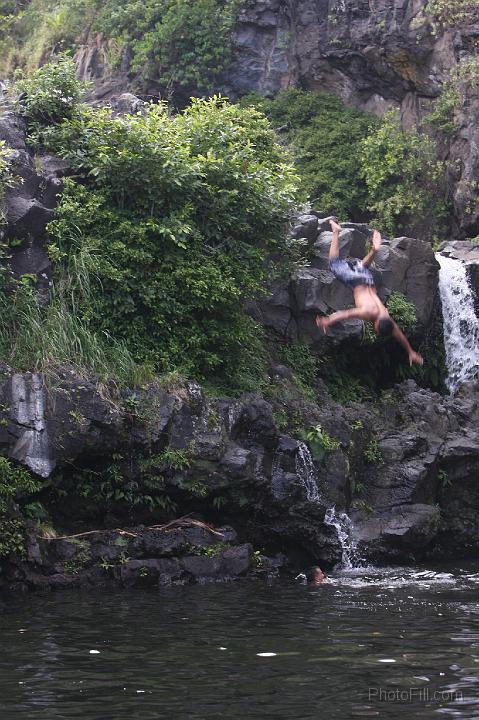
[304,424,340,460]
[97,0,242,89]
[363,436,382,464]
[14,54,86,128]
[0,456,41,514]
[0,457,42,558]
[1,0,241,90]
[282,342,320,389]
[36,90,299,387]
[360,110,446,236]
[386,292,417,334]
[241,89,376,219]
[0,140,13,221]
[426,0,479,33]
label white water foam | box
[436,253,479,392]
[295,442,321,503]
[325,506,362,570]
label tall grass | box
[0,229,153,387]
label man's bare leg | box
[329,219,341,259]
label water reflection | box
[1,564,479,719]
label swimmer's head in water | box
[305,566,326,585]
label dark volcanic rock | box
[253,218,439,347]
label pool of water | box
[2,564,479,719]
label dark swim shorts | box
[329,258,375,288]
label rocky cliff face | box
[76,0,479,236]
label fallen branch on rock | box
[38,515,224,541]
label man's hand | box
[316,315,330,334]
[372,229,382,251]
[330,219,341,233]
[408,350,424,366]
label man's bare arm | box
[392,322,424,365]
[362,229,382,268]
[316,308,371,332]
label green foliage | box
[14,54,86,128]
[0,457,42,558]
[0,456,41,514]
[0,140,14,216]
[363,436,383,464]
[324,365,374,405]
[156,447,191,471]
[360,110,446,236]
[185,542,225,557]
[425,85,460,135]
[241,89,376,218]
[97,0,242,89]
[63,540,91,573]
[282,342,320,389]
[0,517,27,558]
[1,0,242,90]
[426,0,479,33]
[0,276,151,385]
[304,423,340,460]
[387,292,417,334]
[60,460,176,515]
[426,57,479,137]
[37,87,299,387]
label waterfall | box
[295,442,321,503]
[324,506,362,569]
[9,373,55,478]
[437,253,479,392]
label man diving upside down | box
[316,219,424,367]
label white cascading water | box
[10,373,55,478]
[324,506,362,570]
[436,253,479,392]
[295,442,321,503]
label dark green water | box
[2,565,479,719]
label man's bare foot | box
[330,219,341,233]
[316,315,330,333]
[372,229,382,251]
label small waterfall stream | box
[295,442,321,503]
[10,373,55,478]
[436,253,479,392]
[324,506,362,570]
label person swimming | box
[305,566,327,586]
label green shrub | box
[304,423,340,460]
[0,457,42,559]
[426,0,479,33]
[0,140,13,222]
[386,292,417,334]
[1,0,242,90]
[0,456,41,514]
[36,89,299,387]
[97,0,242,89]
[360,110,446,235]
[363,436,382,464]
[14,54,86,129]
[282,342,320,389]
[241,89,376,218]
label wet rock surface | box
[2,358,479,590]
[2,521,279,593]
